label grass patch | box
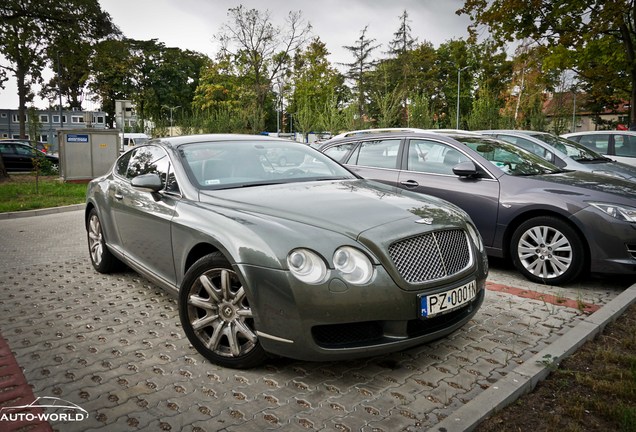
[476,303,636,432]
[0,174,87,213]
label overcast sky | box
[0,0,471,109]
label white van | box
[120,133,149,152]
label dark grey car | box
[319,130,636,285]
[0,141,59,172]
[85,134,487,368]
[478,130,636,181]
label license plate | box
[420,280,477,318]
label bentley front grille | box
[388,229,472,283]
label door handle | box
[114,192,123,200]
[400,179,419,188]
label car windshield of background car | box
[455,137,561,176]
[532,133,608,162]
[181,141,355,189]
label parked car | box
[0,141,59,172]
[0,138,51,154]
[318,129,636,286]
[120,133,149,152]
[562,130,636,167]
[85,134,487,368]
[477,130,636,181]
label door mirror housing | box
[131,173,163,192]
[452,161,480,178]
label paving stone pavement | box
[0,208,634,432]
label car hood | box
[198,179,468,238]
[584,160,636,180]
[530,170,636,201]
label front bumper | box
[573,208,636,275]
[237,263,486,362]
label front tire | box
[179,253,267,369]
[510,216,585,285]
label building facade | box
[0,108,108,153]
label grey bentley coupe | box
[85,134,487,368]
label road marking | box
[486,281,600,313]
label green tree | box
[436,39,472,128]
[142,46,208,127]
[43,40,93,110]
[501,43,553,129]
[369,64,404,128]
[318,92,347,134]
[290,37,346,138]
[369,11,419,126]
[215,6,312,132]
[408,92,435,129]
[341,26,381,128]
[387,10,418,56]
[89,38,208,133]
[293,95,318,141]
[466,85,502,130]
[88,38,136,128]
[459,0,636,126]
[0,0,117,137]
[192,58,251,133]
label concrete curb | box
[433,282,636,432]
[0,204,84,220]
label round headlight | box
[333,246,374,285]
[287,249,327,284]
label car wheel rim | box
[185,268,257,358]
[88,215,104,266]
[517,225,572,279]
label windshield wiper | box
[577,157,612,163]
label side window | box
[115,152,132,177]
[165,165,180,194]
[15,145,34,156]
[0,144,14,155]
[407,139,468,175]
[615,134,636,157]
[323,143,356,162]
[499,135,550,160]
[125,146,173,190]
[350,139,400,169]
[578,134,609,153]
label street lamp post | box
[572,90,577,133]
[456,66,469,130]
[162,105,181,136]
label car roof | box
[0,140,35,146]
[563,130,636,135]
[329,128,433,140]
[148,134,301,148]
[478,130,550,136]
[323,129,485,144]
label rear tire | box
[179,252,268,369]
[511,216,585,285]
[87,209,121,273]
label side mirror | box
[131,173,163,192]
[452,161,480,178]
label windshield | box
[530,133,607,162]
[453,136,562,176]
[180,140,355,189]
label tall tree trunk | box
[16,64,27,139]
[0,157,9,182]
